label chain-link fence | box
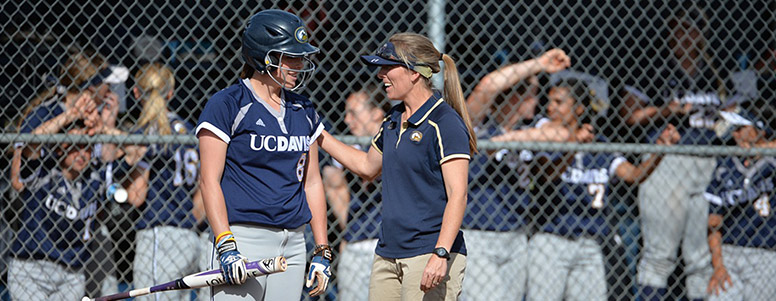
[1,0,775,300]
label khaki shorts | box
[369,253,466,301]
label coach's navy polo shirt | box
[372,91,471,259]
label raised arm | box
[466,49,570,125]
[318,130,382,180]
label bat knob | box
[278,256,288,272]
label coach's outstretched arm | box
[318,130,382,181]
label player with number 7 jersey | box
[524,79,679,301]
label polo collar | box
[404,91,444,126]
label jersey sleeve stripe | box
[196,122,231,144]
[232,103,253,137]
[704,192,723,205]
[609,156,627,178]
[309,122,324,146]
[440,154,471,164]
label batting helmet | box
[242,10,319,90]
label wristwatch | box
[433,247,450,260]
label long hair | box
[134,63,174,135]
[17,47,105,129]
[389,32,477,153]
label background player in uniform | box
[496,79,680,301]
[8,68,128,299]
[461,48,570,301]
[196,9,331,300]
[322,86,385,301]
[319,32,475,300]
[126,63,204,301]
[704,111,776,301]
[634,9,733,300]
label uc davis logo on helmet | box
[295,27,309,43]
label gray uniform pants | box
[637,154,716,299]
[134,226,200,301]
[461,229,528,301]
[708,245,776,301]
[9,258,85,300]
[210,224,307,301]
[527,233,606,301]
[338,239,378,301]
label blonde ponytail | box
[441,54,477,153]
[135,63,174,135]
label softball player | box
[704,111,776,301]
[462,48,570,301]
[196,9,330,301]
[319,33,475,300]
[128,63,202,301]
[322,89,384,301]
[518,79,679,301]
[636,12,730,299]
[9,122,108,300]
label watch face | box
[434,247,449,259]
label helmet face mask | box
[242,9,319,91]
[264,50,317,91]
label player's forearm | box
[200,177,231,237]
[630,155,663,184]
[31,112,72,135]
[708,230,725,270]
[306,181,329,245]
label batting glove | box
[216,231,248,285]
[306,244,332,297]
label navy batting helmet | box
[242,9,319,90]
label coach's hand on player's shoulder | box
[537,48,571,74]
[306,244,332,297]
[421,254,447,293]
[216,232,248,285]
[707,265,733,296]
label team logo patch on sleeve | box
[410,130,423,143]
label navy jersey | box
[372,92,470,259]
[463,118,538,231]
[333,144,383,243]
[135,113,199,230]
[11,157,106,268]
[196,79,323,229]
[704,157,776,249]
[537,140,626,237]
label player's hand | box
[216,232,248,285]
[421,254,448,293]
[706,266,733,296]
[667,100,692,115]
[574,123,595,143]
[66,92,97,123]
[306,244,332,297]
[537,48,571,73]
[100,91,120,130]
[656,124,680,145]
